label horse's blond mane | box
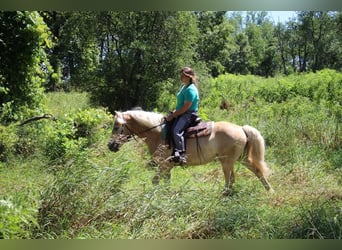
[125,110,164,129]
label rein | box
[123,119,165,141]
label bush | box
[42,108,112,163]
[36,152,129,238]
[0,11,53,123]
[43,118,81,163]
[70,108,112,145]
[2,72,341,239]
[0,125,17,162]
[0,197,38,239]
[290,200,342,239]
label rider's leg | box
[171,112,192,164]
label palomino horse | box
[108,110,273,195]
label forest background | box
[0,11,341,239]
[1,11,341,119]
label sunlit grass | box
[44,91,90,118]
[1,79,341,239]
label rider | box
[166,67,199,165]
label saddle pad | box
[185,121,213,138]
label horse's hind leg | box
[244,159,274,192]
[220,159,236,196]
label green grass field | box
[1,70,341,239]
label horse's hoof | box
[152,176,160,186]
[222,188,233,196]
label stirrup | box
[172,152,187,166]
[166,153,180,163]
[172,157,180,164]
[179,156,187,166]
[173,152,180,163]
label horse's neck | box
[145,132,163,155]
[130,118,162,154]
[128,118,153,136]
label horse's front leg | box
[222,170,235,196]
[151,144,173,185]
[152,159,173,185]
[152,170,161,185]
[220,159,235,196]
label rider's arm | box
[172,101,192,118]
[166,101,192,121]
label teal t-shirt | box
[176,83,199,112]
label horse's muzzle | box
[107,139,120,152]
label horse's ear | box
[114,111,126,124]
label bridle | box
[125,122,164,139]
[114,114,165,143]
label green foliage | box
[1,65,342,239]
[89,11,199,112]
[37,152,129,237]
[290,200,342,239]
[44,92,90,117]
[197,11,234,77]
[199,70,341,170]
[0,125,17,161]
[15,124,42,157]
[0,11,53,123]
[72,108,111,141]
[200,73,260,111]
[154,79,176,113]
[0,157,49,239]
[43,107,112,163]
[1,91,112,166]
[0,196,38,239]
[42,12,100,91]
[35,11,342,112]
[43,118,81,163]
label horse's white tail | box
[242,125,272,178]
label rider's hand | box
[166,113,174,122]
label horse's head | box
[108,110,164,152]
[107,111,132,152]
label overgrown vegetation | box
[1,11,340,240]
[0,11,53,123]
[1,71,341,239]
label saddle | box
[162,117,213,146]
[184,121,213,138]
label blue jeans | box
[171,111,197,155]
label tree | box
[274,23,289,75]
[329,11,342,71]
[92,11,199,112]
[245,11,269,26]
[277,11,341,73]
[42,11,99,91]
[228,32,251,74]
[259,20,279,77]
[0,11,53,123]
[196,11,234,77]
[244,22,265,75]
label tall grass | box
[44,92,90,118]
[1,71,341,239]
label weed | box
[290,200,342,239]
[1,71,341,239]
